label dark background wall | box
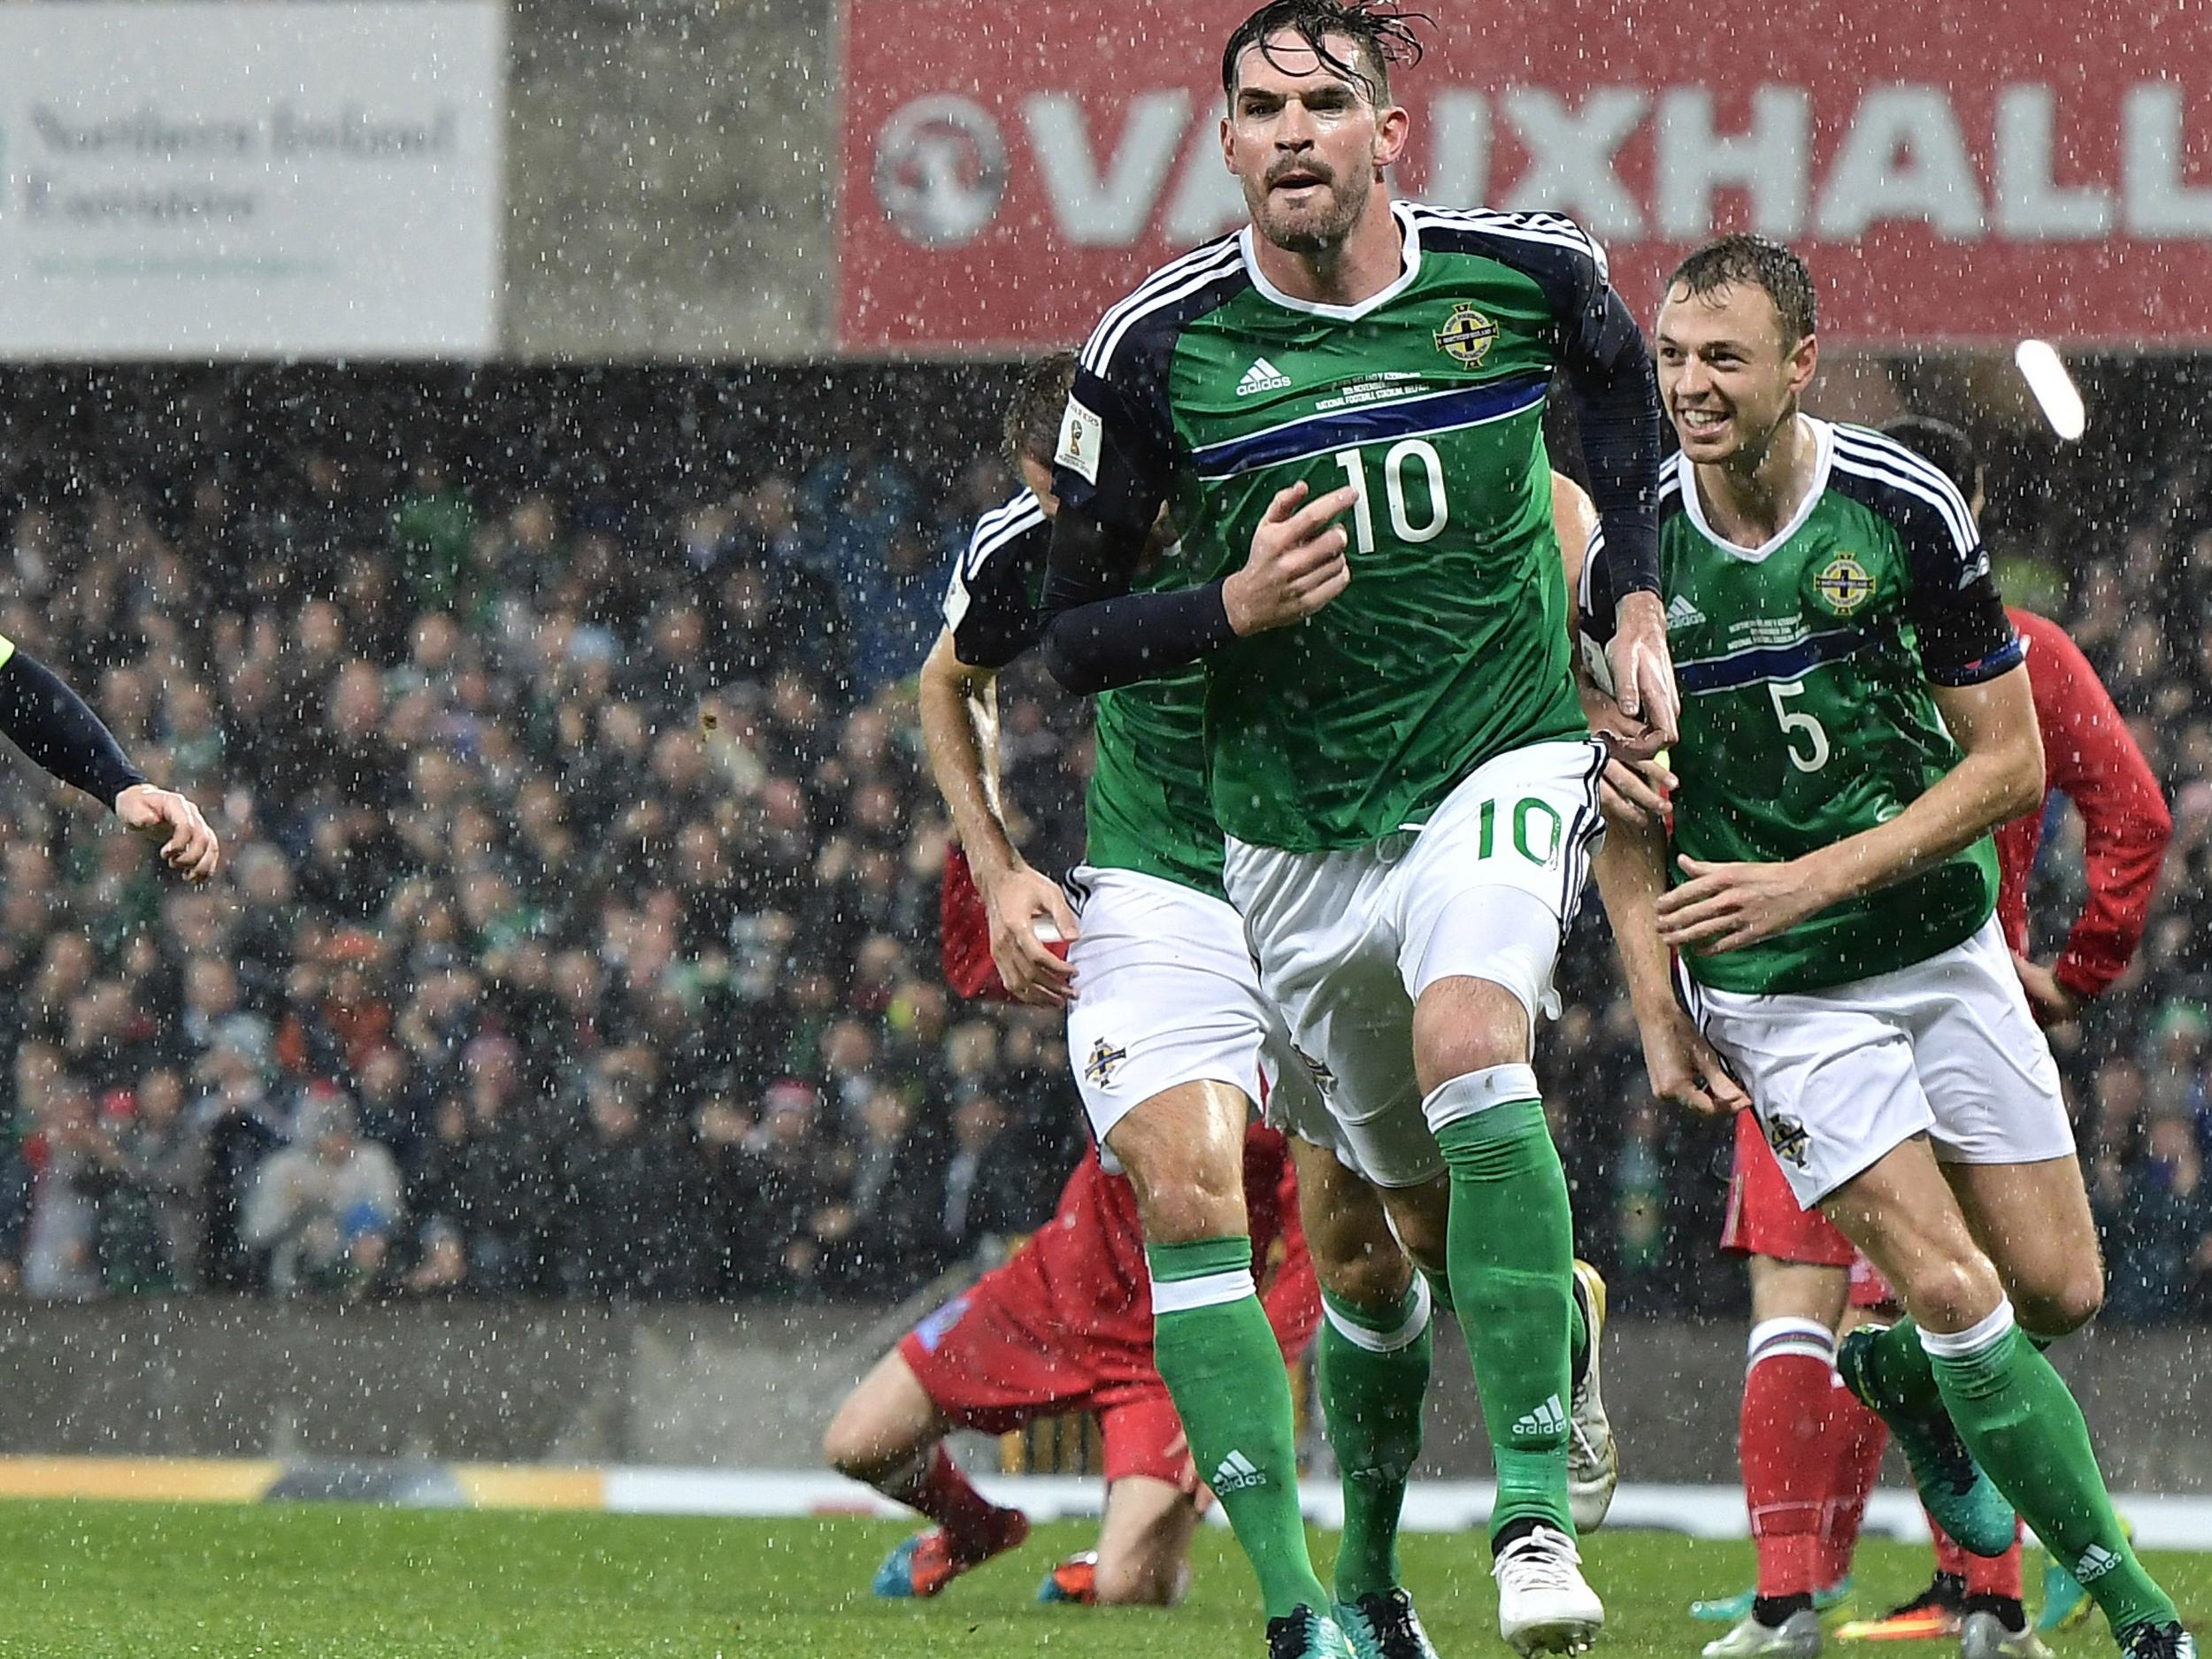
[4,1300,2204,1490]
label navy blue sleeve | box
[0,643,146,809]
[1041,281,1240,693]
[942,492,1052,671]
[1562,289,1664,603]
[1050,365,1176,537]
[1040,511,1236,696]
[1829,428,2023,687]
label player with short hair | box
[918,348,1620,1658]
[1675,414,2172,1659]
[1037,4,1671,1653]
[917,349,1471,1659]
[1588,233,2191,1659]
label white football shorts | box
[1061,864,1325,1174]
[1223,739,1609,1180]
[1683,914,2077,1207]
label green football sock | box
[1148,1235,1329,1619]
[1431,1087,1576,1540]
[1848,1316,1946,1417]
[1924,1310,2177,1637]
[1317,1278,1432,1601]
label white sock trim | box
[1323,1274,1433,1355]
[1917,1298,2017,1359]
[1421,1064,1540,1131]
[1746,1317,1838,1363]
[1149,1266,1257,1316]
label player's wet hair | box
[1220,0,1428,110]
[1668,234,1818,346]
[1880,414,1983,505]
[1003,351,1079,472]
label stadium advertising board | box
[0,3,503,359]
[837,0,2212,351]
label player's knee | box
[1384,1210,1447,1280]
[1374,1182,1448,1277]
[1317,1235,1414,1312]
[1120,1143,1247,1243]
[2017,1264,2103,1339]
[1129,1176,1245,1244]
[821,1402,890,1481]
[1895,1250,2005,1333]
[1409,981,1528,1094]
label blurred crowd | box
[0,367,2206,1321]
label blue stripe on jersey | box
[1677,627,1872,695]
[1191,371,1548,480]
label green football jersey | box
[1056,202,1627,852]
[1644,419,2025,995]
[943,490,1225,896]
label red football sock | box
[1928,1508,2025,1599]
[1821,1379,1888,1586]
[1743,1319,1839,1598]
[885,1444,1010,1555]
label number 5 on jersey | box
[1332,440,1450,554]
[1769,680,1831,772]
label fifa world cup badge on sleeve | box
[1056,398,1102,484]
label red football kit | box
[900,1126,1318,1491]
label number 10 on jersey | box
[1332,441,1449,553]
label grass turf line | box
[0,1501,2200,1657]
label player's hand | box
[114,783,220,882]
[981,862,1080,1008]
[1609,589,1680,746]
[1655,855,1826,954]
[1576,653,1668,766]
[1224,480,1355,635]
[1599,752,1675,826]
[2012,952,2084,1028]
[1640,1002,1750,1118]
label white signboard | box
[0,3,504,359]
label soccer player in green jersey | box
[914,356,1620,1659]
[1038,4,1675,1654]
[1586,234,2193,1659]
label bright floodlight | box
[2015,339,2085,441]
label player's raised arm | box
[1555,476,1673,820]
[0,634,219,880]
[1549,234,1674,741]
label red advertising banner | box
[836,0,2212,352]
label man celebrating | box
[1041,4,1671,1653]
[1682,415,2172,1659]
[1589,234,2191,1659]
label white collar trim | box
[1678,416,1834,564]
[1238,199,1420,321]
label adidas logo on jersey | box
[1236,357,1292,396]
[1665,594,1707,631]
[1211,1450,1269,1494]
[1510,1394,1568,1438]
[2076,1544,2122,1582]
